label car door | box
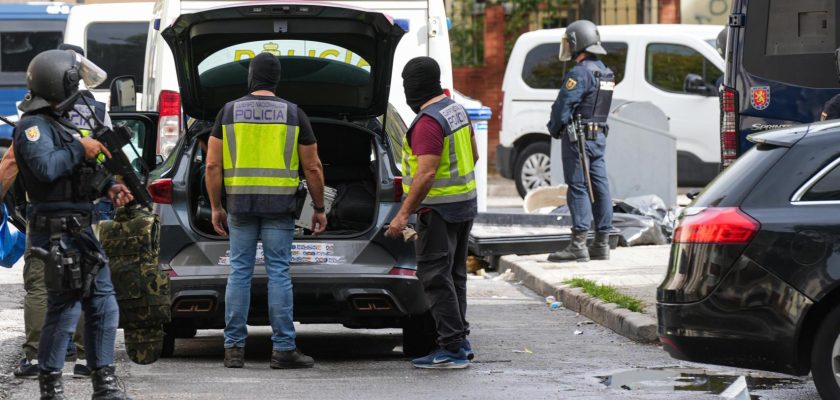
[638,40,723,169]
[4,111,159,231]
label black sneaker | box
[13,358,38,379]
[73,362,91,379]
[224,347,244,368]
[270,349,314,369]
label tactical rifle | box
[0,115,15,127]
[78,96,153,208]
[574,114,595,204]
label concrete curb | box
[500,257,659,343]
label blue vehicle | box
[0,3,71,147]
[720,0,840,169]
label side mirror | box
[109,76,137,112]
[684,74,713,96]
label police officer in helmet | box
[14,49,134,399]
[546,20,615,262]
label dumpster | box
[467,106,492,212]
[549,100,676,209]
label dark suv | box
[658,121,840,398]
[99,3,436,357]
[719,0,840,168]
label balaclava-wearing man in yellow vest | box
[386,56,479,369]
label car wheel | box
[161,331,176,358]
[514,141,552,198]
[811,305,840,398]
[173,326,198,339]
[402,312,437,357]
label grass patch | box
[563,278,646,313]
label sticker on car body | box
[751,86,770,110]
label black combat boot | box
[91,365,132,400]
[38,370,66,400]
[270,349,315,369]
[588,232,611,260]
[547,230,590,262]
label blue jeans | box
[224,214,296,351]
[33,229,119,372]
[561,133,613,233]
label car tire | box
[811,305,840,399]
[514,141,552,198]
[161,331,176,358]
[173,326,198,339]
[402,312,437,357]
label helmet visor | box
[74,53,107,89]
[559,36,572,62]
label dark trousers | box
[415,210,472,352]
[560,132,613,233]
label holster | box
[30,213,106,298]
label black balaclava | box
[248,52,281,94]
[402,56,444,113]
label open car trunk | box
[188,118,379,238]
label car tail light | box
[394,176,403,202]
[388,267,416,276]
[443,88,451,97]
[157,90,181,158]
[674,207,759,245]
[720,86,739,169]
[148,178,173,204]
[159,264,177,277]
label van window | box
[645,43,722,94]
[0,22,64,86]
[743,0,840,88]
[521,42,628,89]
[86,22,148,90]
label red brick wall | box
[452,4,506,168]
[659,0,681,23]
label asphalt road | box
[1,274,820,399]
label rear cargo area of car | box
[188,119,379,237]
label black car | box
[658,120,840,398]
[88,3,437,358]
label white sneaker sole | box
[413,361,470,369]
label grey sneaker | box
[73,361,91,378]
[224,347,244,368]
[270,349,314,369]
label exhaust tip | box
[174,298,214,313]
[351,296,393,312]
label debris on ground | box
[512,348,534,354]
[719,376,750,400]
[493,269,515,282]
[576,321,595,326]
[612,195,675,246]
[545,296,556,304]
[550,302,563,310]
[573,330,584,335]
[467,255,489,274]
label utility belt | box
[566,121,609,143]
[29,212,106,297]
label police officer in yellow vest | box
[386,57,479,369]
[205,52,326,369]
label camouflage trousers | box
[22,249,85,362]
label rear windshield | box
[86,22,148,91]
[0,21,65,87]
[693,144,786,207]
[743,0,840,88]
[198,40,371,88]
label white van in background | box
[62,2,154,108]
[143,0,455,157]
[498,24,724,197]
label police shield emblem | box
[751,86,770,110]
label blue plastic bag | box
[0,203,25,268]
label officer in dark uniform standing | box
[14,49,133,399]
[546,20,615,263]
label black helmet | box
[559,20,607,61]
[19,49,106,112]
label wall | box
[453,4,506,168]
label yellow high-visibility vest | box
[402,98,476,205]
[221,97,301,214]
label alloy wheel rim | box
[832,331,840,388]
[521,153,551,191]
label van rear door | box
[725,0,840,162]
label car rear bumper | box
[657,256,812,375]
[496,144,515,178]
[169,273,427,330]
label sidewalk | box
[499,245,669,342]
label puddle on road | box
[597,367,801,399]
